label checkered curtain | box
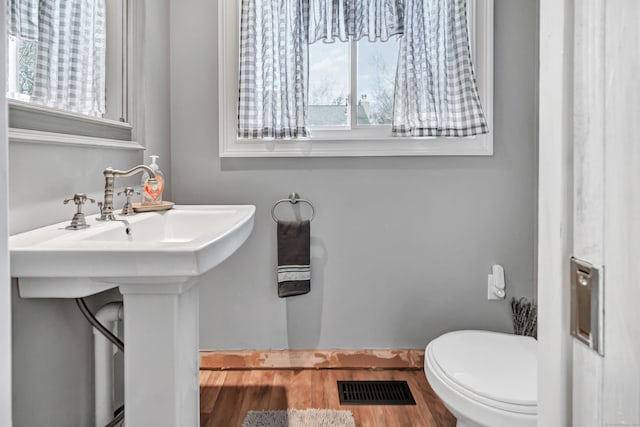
[392,0,487,136]
[8,0,38,39]
[308,0,404,43]
[7,0,106,117]
[238,0,310,139]
[239,0,488,139]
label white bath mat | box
[242,409,355,427]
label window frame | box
[219,0,494,158]
[7,0,145,150]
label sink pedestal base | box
[120,279,200,427]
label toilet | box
[424,330,537,427]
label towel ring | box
[271,192,316,223]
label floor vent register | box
[337,380,416,405]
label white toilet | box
[424,330,537,427]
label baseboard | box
[200,349,425,371]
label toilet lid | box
[429,330,537,407]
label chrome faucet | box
[98,166,157,221]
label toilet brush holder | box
[511,297,537,338]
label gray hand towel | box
[277,220,311,297]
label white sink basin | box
[10,204,255,427]
[10,205,255,297]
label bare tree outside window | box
[366,51,395,124]
[307,38,398,128]
[17,39,37,96]
[357,39,398,125]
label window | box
[7,0,137,146]
[219,0,493,157]
[308,39,398,128]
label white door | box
[572,1,640,425]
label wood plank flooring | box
[199,369,456,427]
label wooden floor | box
[199,369,456,427]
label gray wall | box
[10,2,171,426]
[170,0,539,350]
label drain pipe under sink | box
[93,302,124,427]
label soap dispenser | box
[141,155,165,206]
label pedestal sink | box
[10,205,255,427]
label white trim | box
[572,1,606,422]
[537,0,573,425]
[8,128,144,150]
[0,0,11,423]
[128,0,140,142]
[349,39,358,125]
[128,0,144,145]
[7,37,18,96]
[121,0,130,124]
[218,0,494,158]
[105,0,127,122]
[8,99,132,130]
[226,136,492,158]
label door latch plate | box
[570,257,604,355]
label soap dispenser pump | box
[141,155,165,205]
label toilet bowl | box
[424,330,537,427]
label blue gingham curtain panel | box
[7,0,39,39]
[7,0,106,116]
[392,0,488,137]
[237,0,310,139]
[308,0,404,43]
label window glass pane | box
[308,42,349,127]
[357,38,399,125]
[7,37,37,102]
[17,38,36,97]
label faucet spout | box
[105,165,156,180]
[99,165,157,221]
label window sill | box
[8,128,144,151]
[8,100,133,142]
[8,100,131,130]
[220,134,493,158]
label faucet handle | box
[118,187,141,216]
[63,193,94,230]
[64,193,95,207]
[117,187,140,198]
